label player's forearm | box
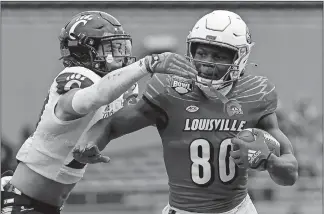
[77,111,132,152]
[72,59,148,114]
[94,59,148,106]
[76,98,156,153]
[76,117,113,151]
[266,153,298,186]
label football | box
[236,128,281,157]
[237,129,280,157]
[235,128,281,171]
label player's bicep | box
[108,98,159,140]
[86,97,163,151]
[257,112,294,155]
[55,88,85,121]
[54,70,98,120]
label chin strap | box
[197,82,232,102]
[197,82,242,116]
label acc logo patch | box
[168,75,194,95]
[225,99,243,117]
[186,105,199,113]
[56,72,94,95]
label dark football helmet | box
[59,11,135,76]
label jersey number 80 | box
[189,138,237,186]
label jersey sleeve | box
[54,67,101,95]
[142,74,169,110]
[259,79,278,117]
[142,74,170,129]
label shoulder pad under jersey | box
[55,67,101,95]
[143,74,169,108]
[233,74,278,115]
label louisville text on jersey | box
[183,118,247,132]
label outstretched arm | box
[56,59,150,121]
[257,112,299,186]
[73,96,168,163]
[56,52,197,121]
[86,97,166,150]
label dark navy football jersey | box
[143,73,277,213]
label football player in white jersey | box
[1,11,197,214]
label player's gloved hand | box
[72,144,110,164]
[230,129,272,169]
[144,52,198,79]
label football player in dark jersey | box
[74,10,298,214]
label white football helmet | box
[186,10,255,97]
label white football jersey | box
[16,66,138,184]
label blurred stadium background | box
[1,1,322,214]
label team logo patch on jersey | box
[225,99,243,117]
[186,105,199,113]
[168,75,194,95]
[56,72,94,94]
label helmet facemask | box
[186,41,253,98]
[61,32,136,77]
[92,35,136,76]
[59,10,136,77]
[184,10,255,99]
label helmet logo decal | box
[69,15,93,40]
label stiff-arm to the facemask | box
[71,52,198,115]
[71,59,149,115]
